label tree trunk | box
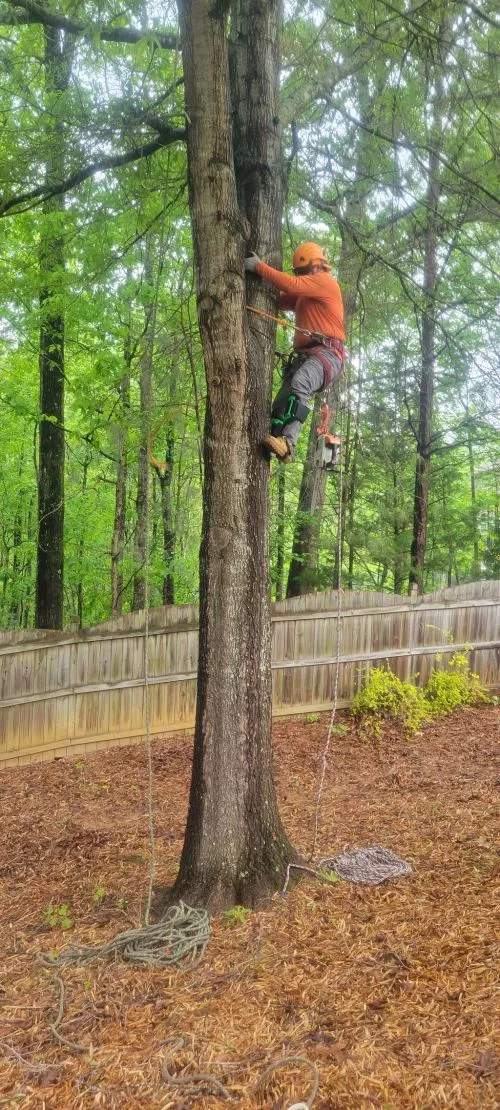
[171,0,295,911]
[408,188,438,592]
[161,424,176,604]
[111,360,130,616]
[132,249,154,612]
[275,466,286,600]
[286,394,327,596]
[35,27,72,629]
[467,427,480,579]
[8,453,25,626]
[76,456,89,627]
[409,20,449,593]
[152,424,176,605]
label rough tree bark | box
[171,0,295,910]
[35,26,72,628]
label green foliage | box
[91,885,107,905]
[0,0,498,625]
[223,905,251,927]
[43,904,73,930]
[352,650,489,738]
[305,712,319,723]
[316,868,341,885]
[423,650,488,716]
[351,667,431,737]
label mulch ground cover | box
[0,705,498,1109]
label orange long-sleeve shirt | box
[256,261,346,349]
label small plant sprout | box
[223,905,251,927]
[91,885,107,904]
[43,904,73,930]
[316,868,340,885]
[306,712,320,724]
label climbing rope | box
[161,1036,232,1101]
[142,448,156,924]
[160,1038,319,1109]
[252,1055,319,1109]
[246,303,347,351]
[281,381,346,897]
[310,395,345,862]
[38,902,210,971]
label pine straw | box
[0,705,498,1109]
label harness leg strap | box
[271,393,310,436]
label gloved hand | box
[244,252,261,272]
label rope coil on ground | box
[39,902,210,970]
[320,846,412,884]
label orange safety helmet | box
[292,241,331,271]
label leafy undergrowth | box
[351,651,489,738]
[0,705,498,1108]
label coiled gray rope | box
[320,846,412,885]
[39,901,210,970]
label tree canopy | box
[0,0,498,628]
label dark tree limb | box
[0,129,186,216]
[1,0,179,48]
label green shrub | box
[424,649,488,716]
[351,666,431,737]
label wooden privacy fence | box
[0,581,498,767]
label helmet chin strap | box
[294,261,321,275]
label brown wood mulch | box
[0,705,498,1109]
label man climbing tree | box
[245,242,346,462]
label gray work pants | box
[271,349,342,449]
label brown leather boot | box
[262,434,293,462]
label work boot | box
[262,434,293,463]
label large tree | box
[35,24,73,627]
[171,0,296,910]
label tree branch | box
[1,0,179,49]
[329,103,500,214]
[0,128,186,217]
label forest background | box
[0,0,498,631]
